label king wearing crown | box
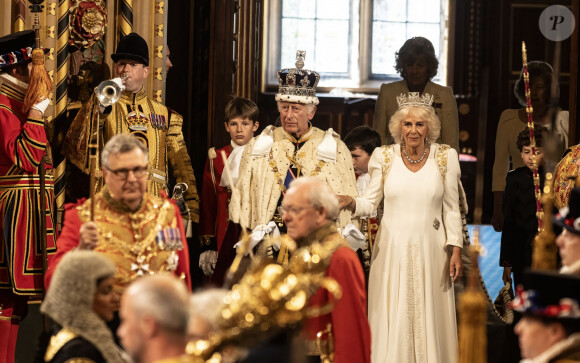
[214,51,358,278]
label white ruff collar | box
[560,260,580,275]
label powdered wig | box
[41,251,125,363]
[124,275,190,336]
[388,106,441,144]
[288,176,339,221]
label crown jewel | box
[275,50,320,105]
[396,92,434,109]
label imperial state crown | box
[275,50,320,105]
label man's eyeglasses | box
[106,166,149,180]
[277,205,310,217]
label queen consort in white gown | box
[345,94,463,363]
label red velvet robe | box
[199,145,232,252]
[303,246,371,363]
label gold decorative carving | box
[47,25,56,38]
[156,1,165,14]
[155,45,163,58]
[154,68,163,80]
[155,24,164,37]
[48,2,57,15]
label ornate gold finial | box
[531,173,558,270]
[188,237,343,361]
[396,92,434,110]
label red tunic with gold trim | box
[301,225,371,363]
[45,188,191,292]
[199,145,232,252]
[0,77,57,295]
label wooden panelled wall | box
[170,0,578,223]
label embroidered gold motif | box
[45,328,78,362]
[78,191,181,290]
[269,144,327,191]
[381,145,394,179]
[435,144,450,181]
[269,149,287,192]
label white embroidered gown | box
[354,143,462,363]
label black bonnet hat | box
[111,32,149,65]
[511,270,580,319]
[0,30,36,69]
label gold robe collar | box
[282,122,314,143]
[102,186,145,214]
[119,87,148,103]
[297,222,339,248]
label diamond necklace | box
[402,145,427,164]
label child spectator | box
[344,126,382,274]
[500,126,547,287]
[199,97,259,279]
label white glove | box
[199,250,218,276]
[31,98,50,114]
[110,77,126,91]
[341,223,367,251]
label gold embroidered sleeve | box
[62,96,101,174]
[167,111,200,223]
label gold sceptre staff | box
[26,0,53,273]
[88,78,124,220]
[531,172,557,270]
[458,228,487,363]
[88,111,99,221]
[521,42,544,232]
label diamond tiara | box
[396,92,434,110]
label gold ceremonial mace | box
[458,228,487,363]
[27,0,52,273]
[521,42,544,232]
[522,42,557,270]
[88,107,99,221]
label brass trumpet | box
[95,75,127,106]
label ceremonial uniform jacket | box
[554,144,580,209]
[62,88,199,222]
[45,188,191,291]
[230,125,357,229]
[299,224,371,363]
[199,145,232,252]
[0,74,56,294]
